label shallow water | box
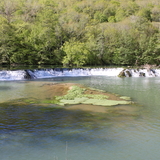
[0,76,160,160]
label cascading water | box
[124,68,160,77]
[0,68,160,81]
[30,68,124,78]
[0,70,27,81]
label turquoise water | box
[0,76,160,160]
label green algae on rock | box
[56,85,132,106]
[56,85,109,101]
[120,96,131,101]
[82,99,131,106]
[56,85,86,100]
[12,83,132,107]
[84,94,109,100]
[59,98,131,106]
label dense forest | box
[0,0,160,66]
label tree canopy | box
[0,0,160,66]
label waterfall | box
[0,68,160,81]
[124,69,160,77]
[0,70,27,81]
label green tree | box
[94,11,108,23]
[62,39,90,67]
[115,9,126,21]
[0,0,160,66]
[151,6,160,22]
[137,8,152,22]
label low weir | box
[0,68,160,81]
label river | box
[0,75,160,160]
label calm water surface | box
[0,76,160,160]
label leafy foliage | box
[62,40,90,67]
[0,0,160,66]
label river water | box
[0,76,160,160]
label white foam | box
[0,68,160,81]
[0,70,26,81]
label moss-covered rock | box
[56,85,86,100]
[15,83,132,107]
[56,85,132,106]
[84,94,109,100]
[118,69,126,77]
[120,96,131,101]
[56,85,109,101]
[82,99,131,106]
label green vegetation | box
[12,85,132,106]
[56,85,109,101]
[59,98,131,106]
[120,96,131,100]
[56,85,131,106]
[0,0,160,66]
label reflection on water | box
[0,77,160,160]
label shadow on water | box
[0,86,12,90]
[0,101,117,147]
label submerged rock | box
[55,84,132,106]
[2,82,139,118]
[12,82,133,110]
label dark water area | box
[0,103,103,138]
[0,76,160,160]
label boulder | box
[139,72,145,77]
[125,70,132,77]
[118,69,126,77]
[24,70,37,79]
[24,70,32,79]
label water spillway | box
[0,70,27,81]
[0,68,160,81]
